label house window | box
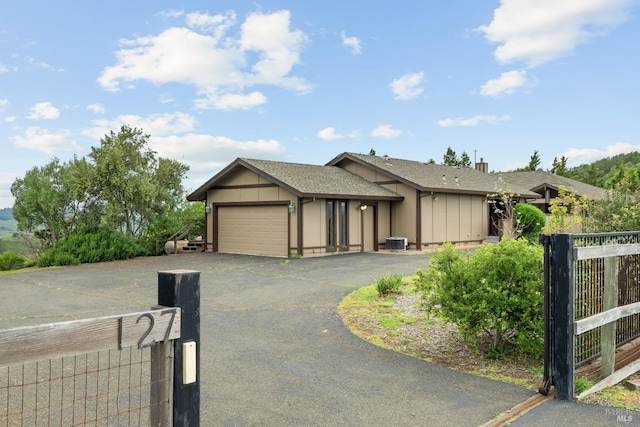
[339,200,348,248]
[327,200,336,249]
[327,200,349,251]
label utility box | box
[385,237,408,250]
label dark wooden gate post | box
[158,270,200,426]
[551,234,575,400]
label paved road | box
[1,252,637,426]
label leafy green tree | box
[442,147,471,167]
[140,200,205,255]
[12,157,103,251]
[89,125,189,239]
[550,155,568,176]
[528,150,541,170]
[585,163,602,186]
[369,148,376,156]
[604,164,628,189]
[583,170,640,233]
[459,151,472,168]
[11,159,76,248]
[443,147,458,166]
[515,150,541,171]
[12,125,190,258]
[544,186,585,233]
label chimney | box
[475,157,488,173]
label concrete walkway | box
[1,252,637,426]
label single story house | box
[496,170,608,213]
[186,152,605,257]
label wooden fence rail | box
[0,269,201,426]
[542,233,640,400]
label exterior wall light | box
[288,201,295,213]
[205,203,212,214]
[359,203,368,211]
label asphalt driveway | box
[0,252,635,426]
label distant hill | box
[0,207,13,221]
[566,151,640,188]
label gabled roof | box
[187,158,405,202]
[496,171,607,200]
[327,152,540,198]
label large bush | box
[419,239,544,357]
[515,203,545,242]
[0,251,25,271]
[38,229,144,267]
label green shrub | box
[0,251,25,271]
[515,203,546,243]
[376,274,403,297]
[38,229,143,267]
[421,240,544,358]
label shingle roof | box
[496,171,607,200]
[328,153,540,197]
[187,158,404,201]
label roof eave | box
[301,193,404,201]
[186,158,305,202]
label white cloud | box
[0,64,8,73]
[98,10,310,110]
[477,0,632,67]
[194,91,267,111]
[156,9,184,19]
[27,101,60,120]
[86,103,106,114]
[159,93,174,104]
[318,127,345,141]
[150,134,285,176]
[480,70,533,97]
[341,31,362,55]
[371,124,403,138]
[389,72,424,100]
[186,11,236,38]
[0,99,8,112]
[437,114,511,127]
[562,142,640,166]
[12,127,81,154]
[83,112,197,140]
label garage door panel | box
[218,205,288,257]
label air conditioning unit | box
[385,237,408,250]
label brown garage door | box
[218,205,289,257]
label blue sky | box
[1,1,639,208]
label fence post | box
[540,234,553,394]
[158,270,200,426]
[602,256,618,378]
[551,234,575,400]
